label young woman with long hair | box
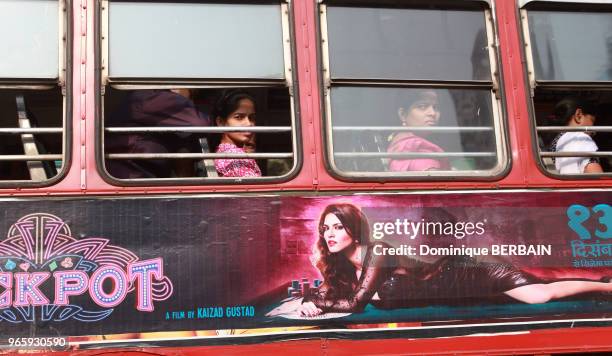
[298,203,612,317]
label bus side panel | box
[0,191,608,342]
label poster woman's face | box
[321,213,354,253]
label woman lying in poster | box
[297,204,612,317]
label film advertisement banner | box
[0,191,609,340]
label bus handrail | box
[540,151,612,158]
[0,128,63,134]
[0,154,62,161]
[333,152,496,158]
[537,126,612,132]
[332,126,493,132]
[105,126,292,133]
[106,153,293,160]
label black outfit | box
[105,90,210,178]
[305,243,540,312]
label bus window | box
[100,1,296,183]
[320,1,507,179]
[0,0,66,184]
[521,1,612,176]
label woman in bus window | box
[550,97,603,174]
[297,203,612,316]
[387,90,450,171]
[212,89,262,177]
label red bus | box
[0,0,610,354]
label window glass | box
[103,1,296,183]
[528,11,612,82]
[108,2,285,79]
[524,7,612,176]
[0,0,64,184]
[328,87,498,173]
[0,89,64,181]
[533,90,611,175]
[103,88,294,180]
[0,0,59,79]
[326,7,491,81]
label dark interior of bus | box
[0,87,610,181]
[0,89,63,181]
[533,89,612,172]
[330,88,498,173]
[102,86,293,179]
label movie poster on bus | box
[0,192,609,344]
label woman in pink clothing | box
[213,89,262,177]
[387,90,450,171]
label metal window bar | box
[536,126,612,133]
[334,152,496,158]
[105,126,293,160]
[540,151,612,158]
[0,154,62,161]
[332,126,493,132]
[0,127,63,161]
[0,128,63,134]
[106,153,293,160]
[105,126,291,133]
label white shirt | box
[554,132,598,174]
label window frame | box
[520,0,612,179]
[96,0,302,186]
[318,0,510,181]
[0,0,71,188]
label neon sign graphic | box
[0,213,173,323]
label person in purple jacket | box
[105,89,210,178]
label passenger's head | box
[398,90,440,128]
[212,89,257,147]
[552,97,597,127]
[317,204,370,255]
